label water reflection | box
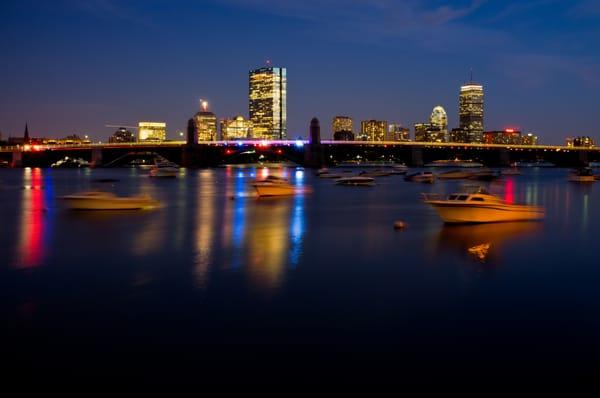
[435,222,542,264]
[194,170,216,288]
[15,168,47,268]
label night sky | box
[1,0,599,144]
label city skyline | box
[1,1,600,144]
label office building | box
[221,115,253,140]
[388,123,410,141]
[109,127,136,143]
[360,120,387,141]
[459,82,484,143]
[430,106,448,142]
[138,122,166,141]
[332,116,353,136]
[249,66,287,140]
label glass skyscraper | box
[249,67,287,140]
[459,83,484,143]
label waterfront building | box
[193,111,218,141]
[333,130,354,141]
[249,66,287,140]
[220,115,253,140]
[332,116,353,138]
[522,133,538,145]
[360,120,387,141]
[138,122,166,141]
[570,136,596,147]
[388,124,410,141]
[109,127,136,143]
[450,128,468,143]
[459,82,484,143]
[483,129,522,145]
[414,123,445,142]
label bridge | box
[1,139,599,168]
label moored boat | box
[501,167,521,176]
[468,168,501,181]
[405,171,435,183]
[335,176,375,186]
[150,160,179,178]
[359,169,392,177]
[61,191,160,210]
[425,158,483,168]
[437,169,473,180]
[252,175,296,197]
[569,167,596,183]
[422,186,544,223]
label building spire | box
[470,68,473,83]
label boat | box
[0,160,9,168]
[150,160,179,178]
[437,169,473,180]
[468,168,501,181]
[390,164,408,175]
[51,157,90,168]
[319,172,343,179]
[61,191,160,210]
[515,160,555,167]
[404,171,435,183]
[359,169,392,177]
[335,176,375,186]
[424,158,483,168]
[569,167,596,183]
[422,186,545,223]
[252,175,296,197]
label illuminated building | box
[450,128,468,143]
[220,115,253,140]
[483,129,522,145]
[249,66,287,140]
[109,127,135,143]
[193,112,218,141]
[414,123,445,142]
[332,116,353,137]
[459,82,484,143]
[360,120,387,141]
[571,136,596,147]
[388,124,410,141]
[522,133,538,145]
[430,106,448,142]
[138,122,166,141]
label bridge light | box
[237,141,244,147]
[295,140,304,148]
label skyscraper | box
[249,66,287,140]
[428,105,448,142]
[192,100,218,141]
[459,82,484,143]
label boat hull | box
[253,183,296,197]
[62,197,159,210]
[426,201,544,223]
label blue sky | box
[1,0,599,143]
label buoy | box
[393,221,406,230]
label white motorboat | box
[569,167,596,183]
[405,171,435,183]
[437,169,473,180]
[252,176,296,197]
[391,164,408,175]
[61,191,160,210]
[425,158,483,168]
[150,160,179,178]
[423,186,544,224]
[335,176,375,186]
[515,160,555,167]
